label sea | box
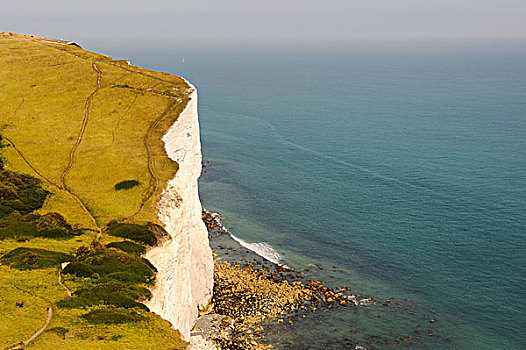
[93,40,526,349]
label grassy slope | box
[0,32,189,349]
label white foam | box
[230,234,281,265]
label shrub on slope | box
[82,309,146,324]
[0,247,73,270]
[105,240,147,256]
[0,169,49,218]
[114,180,140,190]
[63,247,156,284]
[105,222,168,246]
[0,212,77,240]
[57,281,151,310]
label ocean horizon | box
[94,40,526,349]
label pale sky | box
[1,0,525,44]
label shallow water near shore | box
[92,41,526,349]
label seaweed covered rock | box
[105,222,168,246]
[57,281,151,310]
[63,247,156,284]
[0,247,72,270]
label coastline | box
[145,81,214,342]
[0,32,194,349]
[201,210,362,349]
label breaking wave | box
[229,234,282,265]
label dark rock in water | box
[202,209,229,238]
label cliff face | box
[145,84,214,339]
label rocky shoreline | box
[199,210,375,349]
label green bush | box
[63,248,156,284]
[0,218,37,239]
[105,222,168,246]
[0,155,77,240]
[57,281,151,310]
[0,247,73,270]
[0,169,49,218]
[62,262,95,276]
[36,212,73,236]
[113,84,132,89]
[105,271,148,284]
[82,308,146,324]
[106,240,147,256]
[114,180,140,190]
[0,212,75,240]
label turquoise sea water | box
[96,41,525,349]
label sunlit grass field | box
[0,32,190,349]
[0,32,189,226]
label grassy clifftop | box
[0,32,190,349]
[0,32,190,226]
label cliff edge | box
[146,83,214,339]
[0,32,211,349]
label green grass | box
[45,326,69,339]
[0,32,188,226]
[0,32,190,349]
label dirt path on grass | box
[60,62,102,191]
[125,100,180,221]
[35,36,188,222]
[3,136,55,186]
[57,62,102,237]
[7,137,100,235]
[2,64,102,350]
[3,285,54,350]
[6,307,53,350]
[4,135,99,235]
[58,268,72,297]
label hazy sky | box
[2,0,525,44]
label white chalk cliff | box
[145,83,214,340]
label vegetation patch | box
[113,84,133,89]
[82,309,146,324]
[105,222,168,246]
[0,155,78,241]
[106,240,147,256]
[63,246,156,284]
[46,327,69,339]
[57,281,151,310]
[0,212,77,240]
[0,167,49,218]
[1,247,73,270]
[114,180,140,191]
